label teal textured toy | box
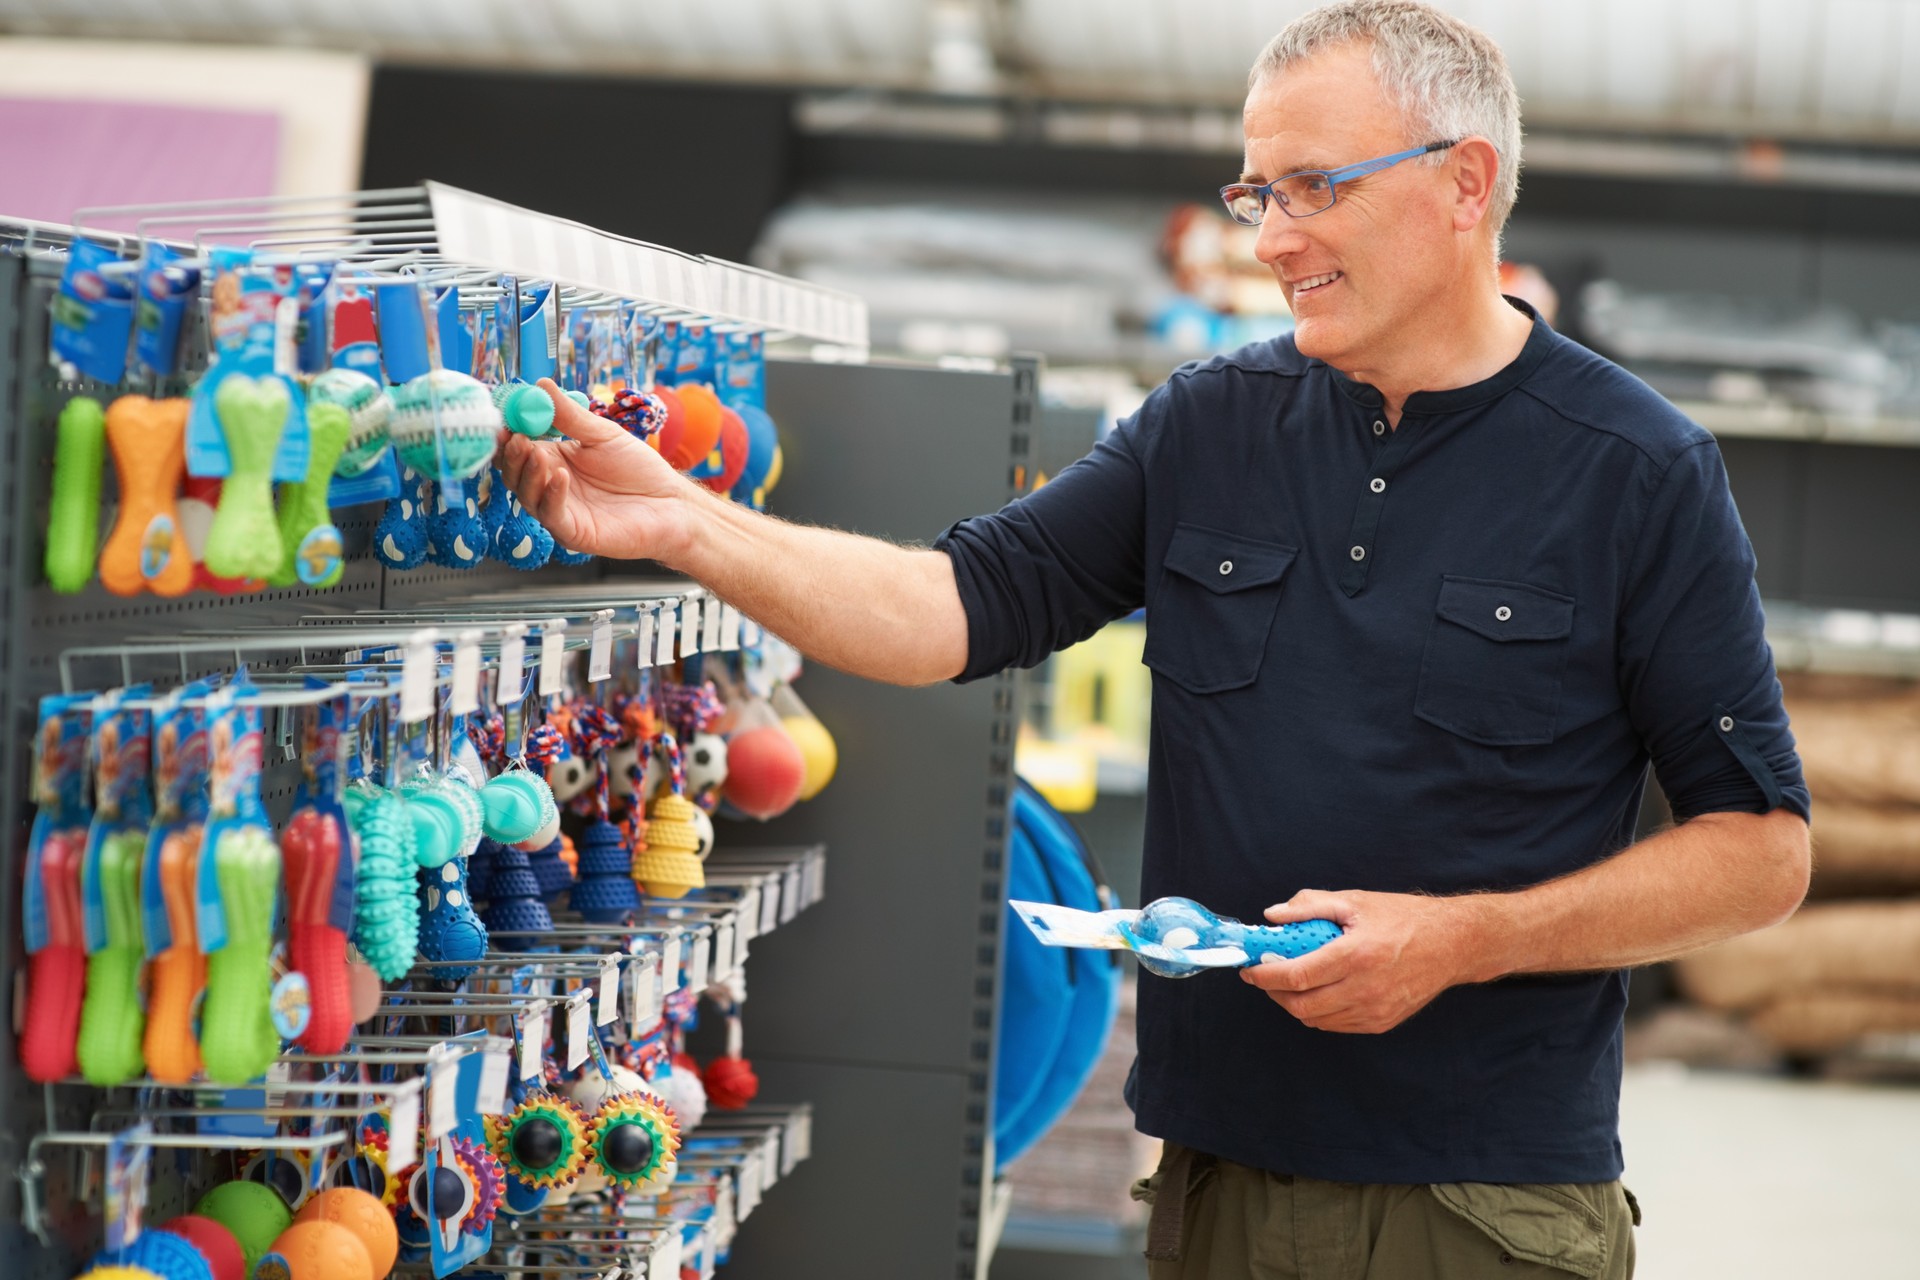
[390,369,500,480]
[347,785,420,982]
[493,382,555,438]
[309,368,394,476]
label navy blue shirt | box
[937,303,1810,1185]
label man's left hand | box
[1240,889,1491,1034]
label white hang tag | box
[680,598,703,657]
[736,1151,763,1220]
[388,1079,422,1171]
[597,954,622,1027]
[451,630,482,716]
[566,990,592,1069]
[808,848,826,905]
[701,597,724,651]
[781,866,802,924]
[517,998,550,1082]
[478,1037,512,1114]
[498,626,527,703]
[629,953,661,1030]
[589,610,614,682]
[637,608,657,669]
[714,919,737,982]
[789,1109,811,1163]
[654,606,678,666]
[758,877,780,936]
[761,1140,780,1192]
[400,629,438,724]
[539,618,567,696]
[741,618,763,647]
[687,929,711,992]
[660,935,683,994]
[736,887,761,943]
[648,1228,684,1280]
[428,1046,459,1139]
[720,603,743,651]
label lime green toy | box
[196,1178,294,1274]
[204,376,288,581]
[269,401,350,587]
[199,825,282,1084]
[75,828,147,1085]
[46,396,106,593]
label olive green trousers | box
[1132,1143,1638,1279]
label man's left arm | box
[1246,437,1811,1034]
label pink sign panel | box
[0,97,280,230]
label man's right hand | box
[495,379,694,563]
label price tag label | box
[498,627,526,703]
[720,603,743,650]
[518,998,550,1081]
[687,929,711,992]
[103,1123,153,1251]
[429,1047,459,1138]
[478,1038,511,1114]
[597,954,622,1027]
[758,878,780,936]
[660,934,683,994]
[400,629,439,723]
[808,848,827,905]
[648,1228,684,1280]
[389,1080,422,1171]
[781,866,802,924]
[655,606,677,666]
[736,1151,763,1220]
[790,1109,811,1163]
[637,608,657,669]
[680,598,703,658]
[702,597,724,651]
[589,610,613,682]
[737,887,761,943]
[714,919,737,981]
[539,619,567,696]
[566,991,592,1070]
[451,630,482,715]
[629,953,661,1030]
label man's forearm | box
[1457,808,1811,984]
[659,482,971,688]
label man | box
[500,3,1811,1274]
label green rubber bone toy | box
[204,375,289,582]
[269,400,350,588]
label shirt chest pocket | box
[1415,576,1576,746]
[1143,524,1298,695]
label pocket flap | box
[1429,1182,1608,1278]
[1163,524,1297,595]
[1436,576,1575,642]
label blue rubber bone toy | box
[1011,895,1342,980]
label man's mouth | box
[1293,271,1343,297]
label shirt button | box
[1495,605,1511,622]
[1370,477,1386,494]
[1349,545,1366,562]
[1219,560,1233,576]
[1720,715,1735,732]
[1372,420,1386,436]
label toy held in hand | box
[1010,895,1342,980]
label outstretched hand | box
[495,379,693,562]
[1238,889,1490,1035]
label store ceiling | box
[8,0,1920,142]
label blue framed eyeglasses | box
[1219,139,1460,225]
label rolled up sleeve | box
[1617,438,1811,822]
[935,413,1150,683]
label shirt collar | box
[1328,296,1554,416]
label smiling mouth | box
[1292,271,1343,297]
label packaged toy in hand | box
[1010,895,1342,979]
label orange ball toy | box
[662,383,723,471]
[270,1220,373,1280]
[700,407,751,494]
[295,1188,398,1278]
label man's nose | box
[1253,209,1310,265]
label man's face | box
[1241,41,1462,373]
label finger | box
[539,378,628,445]
[1268,984,1354,1024]
[526,468,577,542]
[1264,889,1358,927]
[497,435,533,491]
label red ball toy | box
[159,1215,247,1280]
[699,407,750,494]
[721,724,806,820]
[702,1054,760,1110]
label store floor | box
[992,1064,1920,1279]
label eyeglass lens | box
[1226,172,1335,225]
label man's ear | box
[1449,137,1501,233]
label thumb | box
[537,378,629,446]
[1264,889,1357,928]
